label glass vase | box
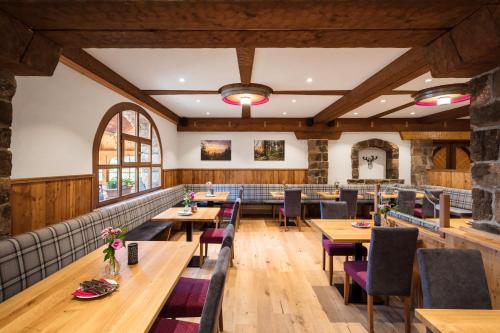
[105,254,121,277]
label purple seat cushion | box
[200,228,225,244]
[150,318,199,333]
[221,203,234,209]
[159,277,210,318]
[322,239,368,257]
[279,207,285,216]
[344,261,368,290]
[218,207,233,218]
[414,207,423,218]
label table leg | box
[186,222,193,242]
[186,221,206,267]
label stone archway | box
[351,139,399,180]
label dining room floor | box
[170,218,426,333]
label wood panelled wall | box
[11,175,93,235]
[427,169,472,189]
[163,169,308,187]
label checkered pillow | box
[424,186,472,210]
[387,210,440,232]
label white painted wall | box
[329,132,411,184]
[11,63,177,178]
[359,148,386,179]
[176,132,308,169]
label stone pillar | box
[307,140,328,184]
[469,67,500,234]
[410,140,433,186]
[0,70,14,238]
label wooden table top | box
[309,219,373,243]
[367,191,425,199]
[270,191,308,199]
[415,309,500,333]
[193,191,230,202]
[317,191,363,199]
[152,207,220,222]
[0,241,198,333]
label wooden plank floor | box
[171,218,426,333]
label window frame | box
[93,102,163,208]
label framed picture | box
[201,140,232,161]
[254,140,285,161]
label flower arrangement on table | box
[379,202,398,220]
[282,183,289,191]
[333,181,340,193]
[206,181,214,195]
[183,190,195,210]
[101,226,127,277]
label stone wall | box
[351,138,399,180]
[308,140,328,184]
[0,70,14,238]
[470,66,500,234]
[410,140,434,186]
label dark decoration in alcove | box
[362,155,378,169]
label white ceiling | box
[251,95,342,118]
[383,100,469,118]
[252,48,409,90]
[395,71,470,91]
[85,48,240,89]
[340,95,414,118]
[153,95,241,118]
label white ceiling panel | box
[251,95,342,118]
[153,95,241,118]
[252,48,410,90]
[395,71,470,91]
[382,100,470,118]
[85,48,240,89]
[340,95,414,118]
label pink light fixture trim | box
[413,83,470,106]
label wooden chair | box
[278,189,302,231]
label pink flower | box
[111,228,122,235]
[111,239,123,250]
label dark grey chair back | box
[221,224,235,249]
[320,201,348,219]
[417,248,492,309]
[422,190,442,218]
[198,247,231,333]
[284,189,302,217]
[229,199,241,226]
[366,227,419,296]
[340,189,358,218]
[238,186,244,199]
[397,190,417,215]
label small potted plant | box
[122,178,135,195]
[378,202,398,225]
[282,183,289,191]
[206,181,214,195]
[101,226,127,277]
[183,190,195,212]
[333,180,340,194]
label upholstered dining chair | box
[320,201,368,286]
[340,189,358,218]
[344,227,419,333]
[397,190,417,216]
[417,248,492,310]
[199,199,240,267]
[219,186,244,226]
[414,190,442,218]
[152,247,232,333]
[279,189,302,231]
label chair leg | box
[199,243,204,268]
[344,272,350,305]
[297,215,301,231]
[368,295,374,333]
[218,307,224,332]
[322,249,325,270]
[230,246,234,267]
[273,205,276,220]
[329,255,333,286]
[278,210,282,227]
[166,227,172,241]
[404,296,411,333]
[284,216,288,231]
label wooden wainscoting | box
[11,175,93,235]
[163,168,307,186]
[427,169,471,189]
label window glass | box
[152,167,161,188]
[98,168,119,202]
[139,114,151,139]
[139,167,151,191]
[99,114,119,165]
[122,168,136,195]
[122,111,137,136]
[141,143,151,163]
[152,130,161,165]
[123,140,137,163]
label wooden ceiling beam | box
[141,90,416,96]
[294,131,342,140]
[61,49,179,124]
[41,29,445,49]
[142,90,218,95]
[400,131,470,141]
[0,11,60,76]
[1,1,478,30]
[177,118,470,132]
[314,48,429,122]
[236,48,255,84]
[368,102,415,119]
[242,105,251,119]
[419,105,470,123]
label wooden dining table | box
[193,191,230,207]
[0,241,198,333]
[367,191,425,200]
[317,191,363,200]
[309,218,373,303]
[415,309,500,333]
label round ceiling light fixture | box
[413,83,470,106]
[219,83,273,106]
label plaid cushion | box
[387,210,440,232]
[0,185,185,303]
[424,186,472,210]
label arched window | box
[93,102,162,206]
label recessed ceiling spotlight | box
[196,99,201,103]
[206,112,210,115]
[353,112,359,115]
[292,99,297,103]
[380,99,386,103]
[410,112,416,115]
[306,77,313,83]
[179,77,185,83]
[282,112,287,115]
[425,78,433,83]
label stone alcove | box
[350,139,402,184]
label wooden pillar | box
[439,193,450,229]
[0,70,14,238]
